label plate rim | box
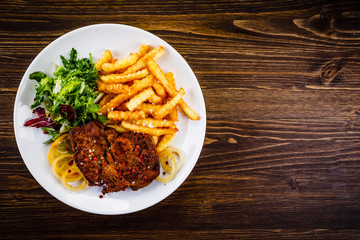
[13,23,207,215]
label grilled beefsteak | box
[70,121,160,194]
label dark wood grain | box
[1,0,360,239]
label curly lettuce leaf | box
[25,48,107,142]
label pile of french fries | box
[95,44,200,153]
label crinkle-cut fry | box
[146,57,177,96]
[168,106,179,122]
[178,100,200,120]
[95,49,113,71]
[153,88,185,119]
[97,82,130,94]
[125,87,155,111]
[100,93,128,115]
[148,92,164,104]
[122,46,165,75]
[146,57,200,120]
[102,53,139,72]
[165,72,175,88]
[130,118,176,128]
[99,93,116,107]
[107,124,127,133]
[152,81,166,98]
[121,121,178,136]
[115,103,128,111]
[129,75,154,94]
[136,44,151,59]
[135,103,162,114]
[100,69,149,84]
[165,72,178,121]
[166,74,199,120]
[108,110,146,122]
[156,133,176,153]
[99,75,153,115]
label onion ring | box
[61,168,88,192]
[156,146,184,183]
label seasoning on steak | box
[70,121,160,194]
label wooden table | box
[1,1,360,239]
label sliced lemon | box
[51,154,74,180]
[48,133,72,165]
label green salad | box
[24,48,107,143]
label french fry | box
[107,124,127,133]
[100,68,149,84]
[122,46,165,75]
[108,111,146,122]
[156,133,176,153]
[165,72,175,88]
[102,53,139,72]
[168,107,178,122]
[152,81,166,98]
[178,100,200,120]
[129,75,154,94]
[165,72,178,121]
[125,87,155,111]
[95,49,112,71]
[121,121,178,136]
[100,93,128,115]
[130,118,176,128]
[97,46,200,157]
[99,93,116,107]
[153,88,185,119]
[165,71,199,120]
[97,82,130,94]
[146,57,177,96]
[136,44,151,59]
[115,103,128,111]
[99,75,153,115]
[147,58,200,120]
[135,103,162,114]
[148,92,164,104]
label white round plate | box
[13,24,206,215]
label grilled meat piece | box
[70,121,159,194]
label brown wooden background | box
[1,0,360,239]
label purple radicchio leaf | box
[24,107,60,129]
[59,104,75,121]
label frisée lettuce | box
[24,48,106,143]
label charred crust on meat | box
[70,121,160,194]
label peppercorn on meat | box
[70,121,160,194]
